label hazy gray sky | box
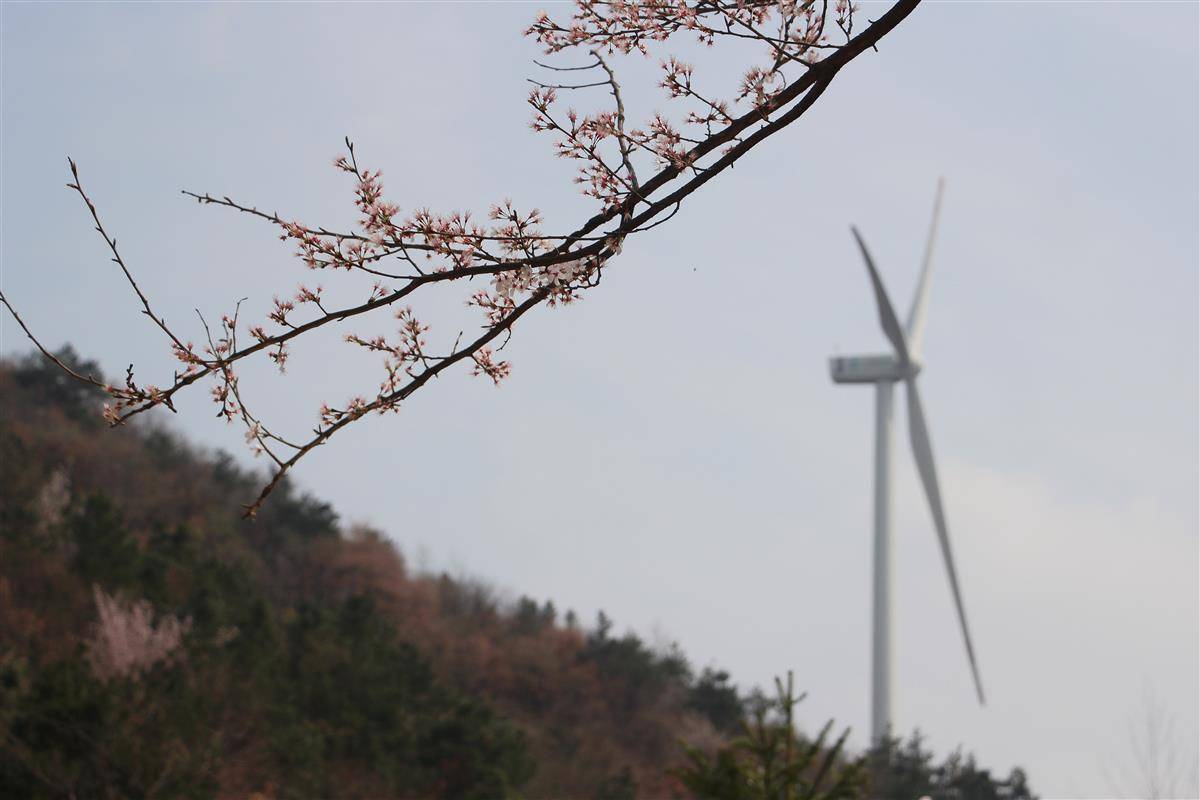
[3,2,1197,795]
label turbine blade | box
[850,227,909,365]
[905,377,986,705]
[906,179,944,358]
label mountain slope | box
[0,349,736,798]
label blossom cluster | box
[527,0,853,60]
[525,0,858,206]
[101,366,166,426]
[345,305,430,396]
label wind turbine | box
[828,180,984,745]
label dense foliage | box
[866,733,1035,800]
[0,349,1035,798]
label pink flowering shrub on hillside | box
[87,585,191,681]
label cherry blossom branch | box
[2,0,921,516]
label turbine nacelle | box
[829,353,922,384]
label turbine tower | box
[828,180,985,745]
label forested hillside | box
[0,349,1034,799]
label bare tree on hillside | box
[1103,685,1200,799]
